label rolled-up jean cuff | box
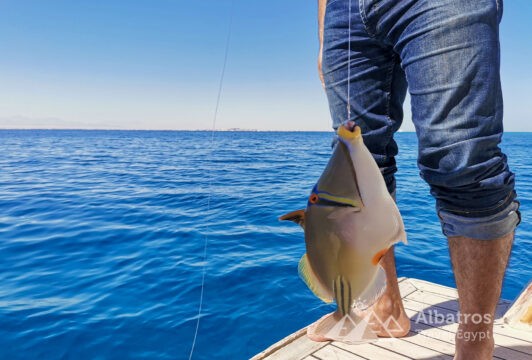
[438,201,521,240]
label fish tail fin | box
[307,310,378,344]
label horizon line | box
[1,128,531,133]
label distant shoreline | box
[0,128,530,133]
[0,128,334,132]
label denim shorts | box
[321,0,519,240]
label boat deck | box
[251,278,532,360]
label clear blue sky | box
[0,0,530,131]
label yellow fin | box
[299,254,333,303]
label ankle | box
[455,339,494,360]
[455,324,494,360]
[375,287,403,313]
[368,291,410,338]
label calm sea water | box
[0,130,530,359]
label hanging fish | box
[280,121,407,344]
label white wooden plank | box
[313,344,367,360]
[262,335,329,360]
[251,327,330,360]
[403,300,532,359]
[407,278,512,316]
[334,341,412,360]
[252,278,531,360]
[401,331,455,357]
[406,288,512,319]
[398,279,419,299]
[371,338,452,360]
[406,291,460,311]
[405,307,531,360]
[403,296,532,345]
[407,278,458,299]
[495,323,532,344]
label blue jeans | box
[322,0,519,240]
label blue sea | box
[0,130,530,359]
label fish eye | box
[309,193,319,204]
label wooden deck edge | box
[250,277,411,360]
[251,277,511,360]
[250,326,309,360]
[251,277,529,360]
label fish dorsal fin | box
[299,254,333,303]
[353,265,387,311]
[279,210,305,228]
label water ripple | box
[0,130,529,359]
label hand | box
[318,46,325,88]
[318,0,326,88]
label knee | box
[419,134,515,214]
[417,138,520,239]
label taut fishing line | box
[188,1,234,359]
[347,0,352,122]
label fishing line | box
[188,1,234,359]
[347,0,352,122]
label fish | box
[280,121,407,344]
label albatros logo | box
[321,310,492,343]
[323,312,407,343]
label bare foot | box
[307,290,410,342]
[454,325,494,360]
[358,290,411,338]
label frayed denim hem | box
[438,201,520,240]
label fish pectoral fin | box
[279,210,305,229]
[371,248,390,266]
[298,254,333,303]
[353,265,387,311]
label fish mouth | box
[337,121,361,142]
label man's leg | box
[449,233,514,359]
[371,0,520,357]
[370,246,410,337]
[320,0,409,335]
